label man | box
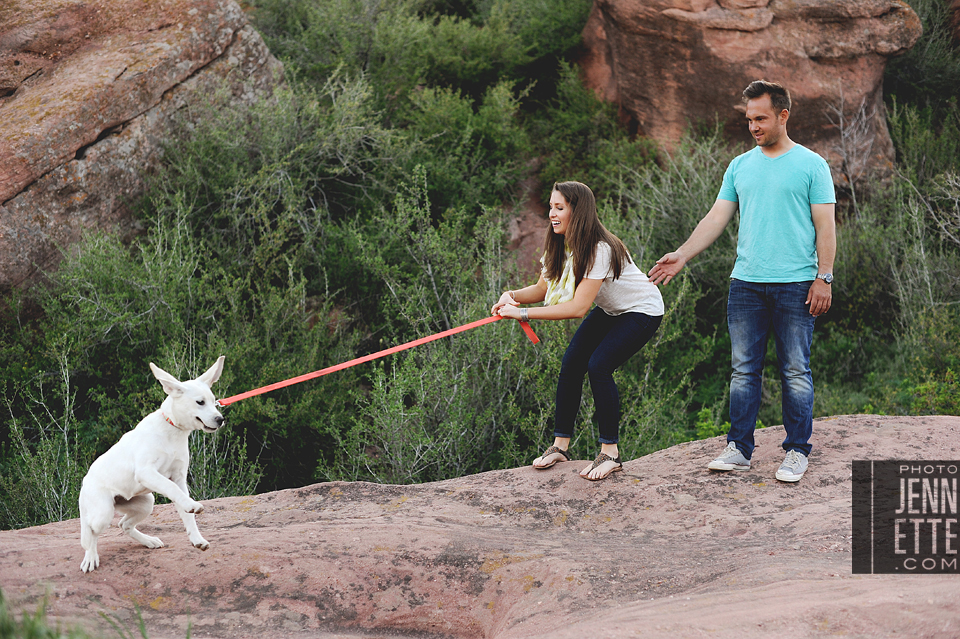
[648,80,836,483]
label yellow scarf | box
[542,247,575,306]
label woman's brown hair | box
[542,181,631,286]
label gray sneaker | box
[775,450,808,482]
[707,442,751,471]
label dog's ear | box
[196,355,225,388]
[150,362,185,396]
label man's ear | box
[779,109,790,125]
[150,363,185,396]
[197,356,225,388]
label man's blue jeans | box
[554,308,662,444]
[727,279,816,460]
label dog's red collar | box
[161,412,178,428]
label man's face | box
[745,94,788,148]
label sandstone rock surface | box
[0,0,283,291]
[2,414,958,638]
[579,0,922,180]
[507,173,550,282]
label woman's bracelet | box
[520,308,529,322]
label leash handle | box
[218,315,538,406]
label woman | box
[492,181,664,480]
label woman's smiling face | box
[549,190,571,235]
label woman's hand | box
[497,303,522,320]
[491,291,517,316]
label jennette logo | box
[853,461,958,574]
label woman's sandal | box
[581,452,623,481]
[533,445,570,469]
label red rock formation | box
[507,171,550,281]
[0,0,283,291]
[579,0,922,180]
[1,415,958,638]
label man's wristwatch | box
[816,273,834,284]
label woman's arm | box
[498,277,602,321]
[491,277,548,316]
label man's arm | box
[647,199,738,285]
[806,202,836,316]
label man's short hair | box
[742,80,791,114]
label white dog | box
[79,356,225,573]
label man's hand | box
[806,279,832,316]
[648,252,687,285]
[648,200,736,286]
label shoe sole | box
[707,462,750,471]
[775,471,804,482]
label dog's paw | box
[184,500,204,514]
[189,531,210,550]
[141,535,164,549]
[80,552,99,573]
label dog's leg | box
[135,468,204,514]
[116,494,164,549]
[173,477,209,551]
[79,484,115,573]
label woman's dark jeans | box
[554,307,662,444]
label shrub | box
[534,62,658,203]
[887,98,960,189]
[603,128,739,429]
[396,79,532,214]
[250,0,592,106]
[0,350,89,530]
[885,0,960,112]
[613,273,717,454]
[154,75,412,226]
[608,125,741,296]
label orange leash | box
[218,316,539,406]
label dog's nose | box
[215,415,224,427]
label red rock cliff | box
[0,0,284,291]
[579,0,922,179]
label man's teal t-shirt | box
[717,144,836,283]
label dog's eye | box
[196,400,205,406]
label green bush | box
[602,129,739,423]
[396,80,532,214]
[0,350,90,529]
[154,76,412,226]
[887,98,960,189]
[250,0,591,106]
[885,0,960,112]
[534,62,658,202]
[606,124,741,291]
